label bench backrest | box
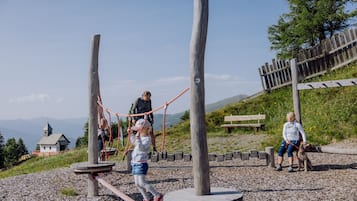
[224,114,266,122]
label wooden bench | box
[221,114,266,133]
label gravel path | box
[0,151,356,201]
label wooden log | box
[249,149,258,158]
[291,59,302,124]
[233,151,241,159]
[184,154,192,161]
[126,150,132,172]
[241,152,250,160]
[258,151,267,160]
[216,154,225,162]
[151,152,159,162]
[167,154,175,161]
[88,34,101,197]
[208,153,216,161]
[265,147,275,167]
[225,153,233,160]
[175,152,184,160]
[189,0,210,195]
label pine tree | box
[0,132,5,169]
[268,0,357,59]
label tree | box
[4,138,18,168]
[17,138,28,157]
[0,131,5,169]
[180,110,190,121]
[268,0,357,59]
[75,122,89,148]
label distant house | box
[36,122,70,155]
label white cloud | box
[9,93,50,104]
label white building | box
[37,122,70,153]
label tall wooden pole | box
[291,59,302,123]
[88,34,101,197]
[189,0,210,195]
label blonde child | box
[128,119,163,201]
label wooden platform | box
[71,161,115,174]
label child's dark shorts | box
[132,163,148,175]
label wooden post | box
[265,147,275,168]
[291,59,302,123]
[189,0,210,196]
[88,34,101,197]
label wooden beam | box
[189,0,210,196]
[298,78,357,90]
[88,34,101,197]
[291,59,302,124]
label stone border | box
[125,147,275,171]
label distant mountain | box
[0,117,87,152]
[153,94,248,130]
[0,94,247,152]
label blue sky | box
[0,0,289,120]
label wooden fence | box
[259,28,357,92]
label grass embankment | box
[162,64,357,152]
[1,64,356,179]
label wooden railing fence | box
[259,27,357,92]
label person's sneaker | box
[288,166,294,172]
[154,193,164,201]
[275,165,282,171]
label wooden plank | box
[297,78,357,90]
[224,114,265,122]
[221,123,264,128]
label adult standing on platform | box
[130,91,157,152]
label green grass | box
[60,187,78,196]
[0,148,88,179]
[162,63,357,151]
[1,64,356,179]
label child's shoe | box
[154,193,164,201]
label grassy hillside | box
[164,64,357,151]
[1,64,356,179]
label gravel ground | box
[0,151,356,201]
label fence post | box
[291,59,302,124]
[265,147,275,168]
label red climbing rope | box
[97,87,190,158]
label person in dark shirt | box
[130,91,156,151]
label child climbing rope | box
[127,119,164,201]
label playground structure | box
[71,1,245,200]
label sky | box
[0,0,289,120]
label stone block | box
[183,154,192,161]
[225,153,233,160]
[175,152,184,160]
[167,154,175,161]
[216,154,225,162]
[258,151,267,159]
[208,153,217,161]
[241,152,250,160]
[250,149,258,158]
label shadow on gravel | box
[241,187,324,193]
[312,163,357,171]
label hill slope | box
[166,64,357,151]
